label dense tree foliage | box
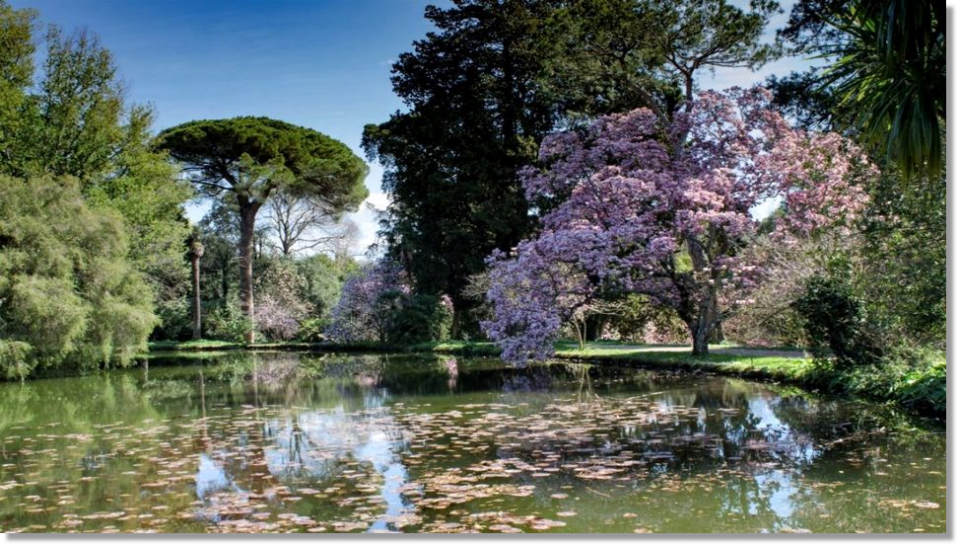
[326,261,411,343]
[361,0,556,334]
[0,1,34,172]
[364,0,783,335]
[0,176,156,379]
[325,259,454,344]
[295,253,359,320]
[253,259,314,341]
[0,0,946,392]
[157,117,368,342]
[793,276,882,369]
[766,0,946,358]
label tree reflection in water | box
[0,351,946,533]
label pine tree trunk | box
[238,203,259,345]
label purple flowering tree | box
[325,260,410,343]
[483,87,876,363]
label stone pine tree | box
[158,117,368,343]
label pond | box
[0,351,946,534]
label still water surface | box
[0,351,946,533]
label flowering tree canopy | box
[253,262,313,341]
[325,260,410,343]
[483,87,876,364]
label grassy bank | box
[551,344,945,418]
[145,339,504,356]
[146,339,945,418]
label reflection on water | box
[0,352,946,533]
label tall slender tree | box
[188,229,204,340]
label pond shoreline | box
[141,340,946,420]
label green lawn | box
[555,344,811,378]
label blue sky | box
[12,0,810,251]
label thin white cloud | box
[344,191,392,256]
[364,191,392,211]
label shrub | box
[0,340,34,381]
[206,302,254,343]
[386,294,454,344]
[253,259,313,341]
[297,317,330,342]
[792,276,882,368]
[325,261,409,343]
[896,359,946,416]
[296,254,356,319]
[151,296,193,341]
[325,259,455,345]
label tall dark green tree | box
[157,118,368,343]
[557,0,779,119]
[363,0,563,335]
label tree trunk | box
[682,233,720,357]
[709,319,725,344]
[238,201,259,344]
[688,296,723,356]
[687,293,718,357]
[691,320,710,356]
[191,252,202,340]
[450,309,462,340]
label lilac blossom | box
[325,260,410,343]
[483,87,877,362]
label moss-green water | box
[0,352,946,533]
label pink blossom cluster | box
[483,87,876,364]
[254,292,310,341]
